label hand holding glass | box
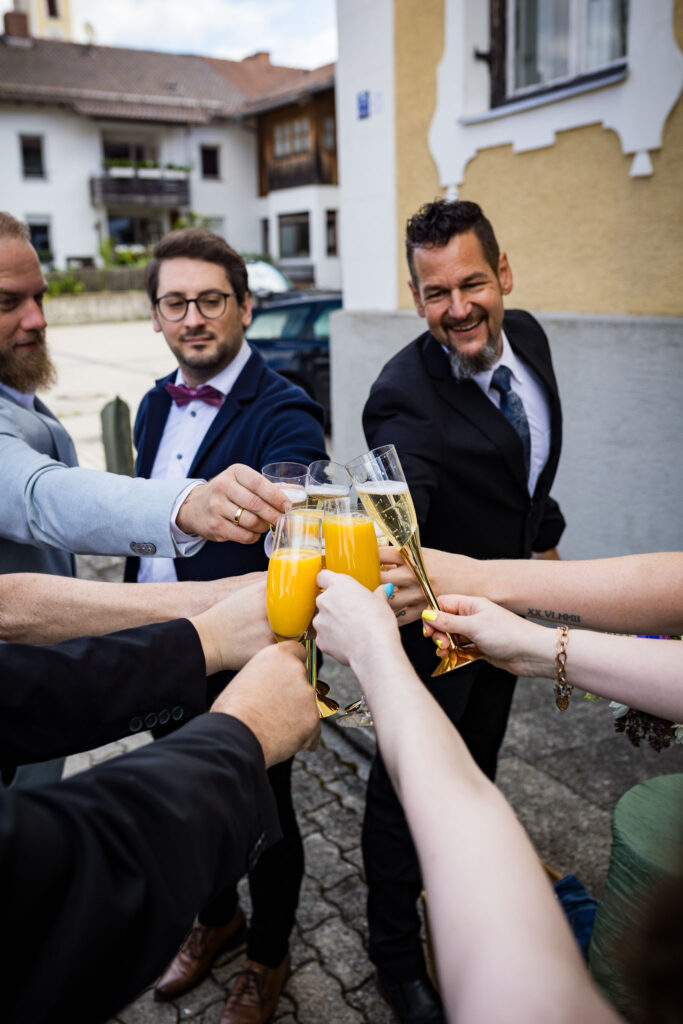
[346,444,481,675]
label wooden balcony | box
[266,151,336,192]
[90,174,190,207]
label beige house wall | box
[393,0,683,316]
[394,0,445,309]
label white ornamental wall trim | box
[429,0,683,193]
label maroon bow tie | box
[164,382,225,408]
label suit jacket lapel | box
[423,335,529,491]
[138,377,173,478]
[33,396,78,466]
[505,316,563,496]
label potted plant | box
[164,162,192,178]
[136,159,161,179]
[103,157,134,178]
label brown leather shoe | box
[154,906,246,1001]
[219,953,290,1023]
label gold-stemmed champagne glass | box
[266,511,339,717]
[346,444,481,675]
[301,461,351,708]
[322,497,381,726]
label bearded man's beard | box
[0,331,57,393]
[446,330,500,382]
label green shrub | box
[46,273,85,296]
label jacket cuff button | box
[129,716,143,732]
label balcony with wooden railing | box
[90,172,190,207]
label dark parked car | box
[245,292,342,426]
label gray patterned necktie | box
[490,365,531,478]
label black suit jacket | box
[0,619,208,770]
[363,309,564,684]
[1,713,279,1024]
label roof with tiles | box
[0,34,334,123]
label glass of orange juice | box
[322,500,381,727]
[266,512,338,717]
[323,504,381,592]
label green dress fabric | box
[589,773,683,1015]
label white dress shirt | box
[470,332,551,496]
[137,340,252,582]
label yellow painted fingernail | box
[436,638,445,648]
[422,609,437,621]
[422,626,428,637]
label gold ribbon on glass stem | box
[399,535,482,675]
[306,634,338,717]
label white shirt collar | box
[470,331,522,394]
[0,382,36,410]
[172,338,251,395]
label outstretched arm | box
[2,643,318,1024]
[422,595,683,722]
[313,573,619,1024]
[0,570,264,644]
[381,548,683,634]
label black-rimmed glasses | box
[155,290,235,322]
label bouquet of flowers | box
[586,635,682,752]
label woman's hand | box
[422,595,554,679]
[313,570,399,668]
[379,547,486,625]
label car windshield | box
[246,305,311,339]
[246,261,292,294]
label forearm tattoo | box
[527,607,582,624]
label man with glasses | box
[129,227,327,1024]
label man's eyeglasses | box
[155,290,235,322]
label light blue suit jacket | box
[0,389,204,576]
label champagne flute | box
[266,511,339,717]
[346,444,481,676]
[322,499,382,726]
[302,461,351,706]
[262,462,308,537]
[305,460,351,509]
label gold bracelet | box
[554,625,572,711]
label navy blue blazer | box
[125,346,327,583]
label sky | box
[1,0,337,68]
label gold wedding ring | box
[233,505,245,525]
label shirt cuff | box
[171,480,205,555]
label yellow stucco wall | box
[24,0,72,40]
[394,0,683,316]
[394,0,446,309]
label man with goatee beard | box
[360,199,566,1024]
[0,212,303,788]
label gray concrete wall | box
[330,310,683,559]
[45,291,149,325]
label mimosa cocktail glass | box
[267,512,338,717]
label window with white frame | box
[487,0,629,106]
[510,0,628,94]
